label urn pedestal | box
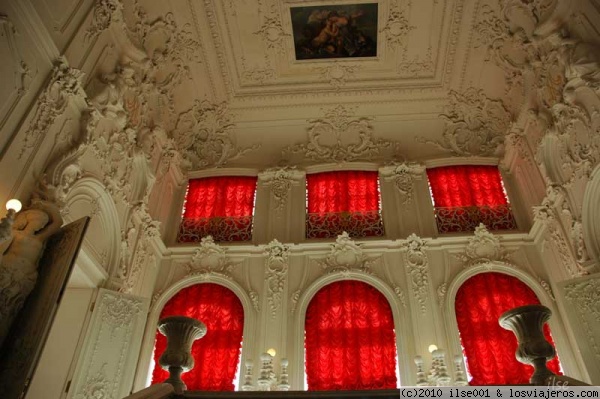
[158,316,207,393]
[499,305,556,385]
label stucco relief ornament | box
[284,105,401,164]
[392,285,408,308]
[402,234,430,314]
[380,0,415,50]
[185,236,237,278]
[254,14,290,52]
[172,100,260,170]
[75,363,111,399]
[473,5,525,92]
[418,88,512,156]
[264,239,290,318]
[313,62,360,90]
[19,59,86,159]
[85,0,122,40]
[259,167,302,214]
[564,278,600,360]
[455,223,515,268]
[320,232,376,275]
[380,162,425,205]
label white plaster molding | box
[564,277,600,361]
[417,88,513,157]
[19,58,85,159]
[454,223,516,268]
[0,13,32,135]
[402,233,430,314]
[284,105,402,164]
[264,239,290,318]
[71,289,148,399]
[381,0,415,51]
[379,162,425,205]
[258,167,304,214]
[85,0,123,41]
[172,100,260,170]
[318,232,380,275]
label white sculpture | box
[0,202,62,348]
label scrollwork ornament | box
[100,291,142,335]
[85,0,122,40]
[264,239,290,318]
[380,163,425,205]
[284,105,402,164]
[418,88,512,156]
[455,224,515,267]
[437,283,447,310]
[564,278,600,360]
[402,234,430,314]
[172,100,260,170]
[19,59,85,159]
[381,0,415,51]
[75,364,111,399]
[319,232,378,275]
[259,167,302,214]
[185,236,237,277]
[393,285,407,308]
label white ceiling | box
[118,0,513,168]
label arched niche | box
[582,164,600,267]
[444,263,581,382]
[292,271,413,389]
[64,176,121,279]
[134,274,256,391]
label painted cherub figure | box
[0,202,62,348]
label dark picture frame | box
[291,3,378,60]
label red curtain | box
[455,272,561,385]
[182,176,257,218]
[178,176,257,242]
[306,171,383,238]
[427,165,508,208]
[307,171,380,214]
[305,281,397,390]
[151,283,244,391]
[426,165,516,232]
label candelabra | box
[415,346,468,386]
[244,350,290,391]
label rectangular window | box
[305,170,384,239]
[177,176,257,242]
[426,165,517,233]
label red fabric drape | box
[427,165,508,208]
[182,176,257,218]
[306,171,380,214]
[305,171,383,238]
[178,176,257,242]
[455,273,561,385]
[305,281,397,391]
[151,283,244,391]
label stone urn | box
[499,305,556,385]
[158,316,207,393]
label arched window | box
[151,283,244,391]
[427,165,517,233]
[306,171,384,239]
[455,272,561,385]
[177,176,258,242]
[305,280,397,390]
